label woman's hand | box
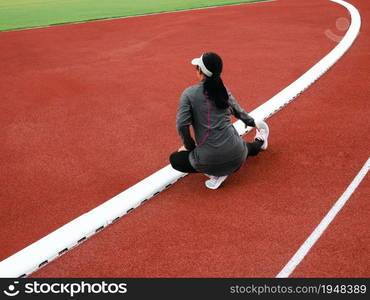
[178,145,188,152]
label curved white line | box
[0,0,361,278]
[4,290,20,297]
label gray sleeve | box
[176,90,192,128]
[176,90,196,150]
[228,91,256,127]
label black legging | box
[169,151,197,173]
[246,139,263,156]
[169,140,263,173]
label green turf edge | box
[0,0,269,33]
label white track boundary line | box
[0,0,361,278]
[4,0,276,33]
[277,158,370,278]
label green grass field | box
[0,0,266,31]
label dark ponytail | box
[202,52,229,109]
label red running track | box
[0,0,368,277]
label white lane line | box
[276,157,370,278]
[0,0,361,278]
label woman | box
[169,52,269,189]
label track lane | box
[283,0,370,277]
[8,0,365,277]
[292,175,369,277]
[0,0,345,262]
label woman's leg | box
[169,151,198,173]
[246,139,264,156]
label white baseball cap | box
[191,54,213,77]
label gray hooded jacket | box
[176,81,255,176]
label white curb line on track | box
[0,0,361,278]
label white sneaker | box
[255,120,269,150]
[205,175,228,189]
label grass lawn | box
[0,0,267,31]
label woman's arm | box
[176,91,196,151]
[228,91,256,127]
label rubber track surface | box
[0,0,368,277]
